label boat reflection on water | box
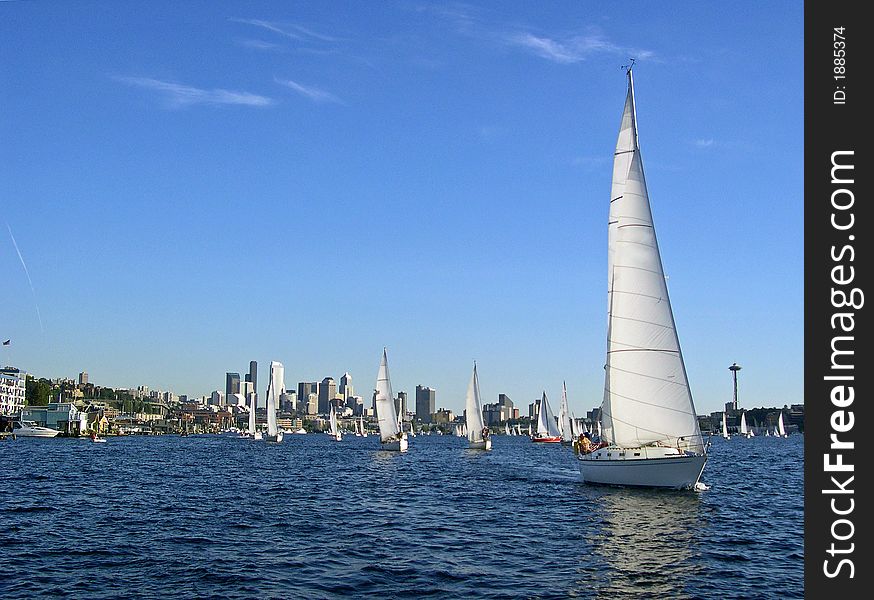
[576,488,705,598]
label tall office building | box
[339,372,353,401]
[267,361,286,406]
[78,371,88,386]
[395,391,407,422]
[247,361,257,391]
[306,393,318,415]
[226,373,241,398]
[318,377,336,414]
[298,382,317,408]
[415,385,435,423]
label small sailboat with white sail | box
[532,392,562,443]
[246,393,262,440]
[328,405,342,441]
[739,412,753,438]
[721,412,730,440]
[465,362,491,450]
[777,412,787,438]
[558,381,574,446]
[263,361,284,443]
[375,348,407,452]
[576,67,707,489]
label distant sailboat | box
[576,67,707,489]
[358,415,367,437]
[721,412,731,440]
[263,361,284,443]
[558,381,574,445]
[329,405,342,441]
[739,412,753,438]
[375,348,407,452]
[505,423,511,436]
[247,393,262,440]
[465,362,491,450]
[777,412,787,438]
[532,392,561,443]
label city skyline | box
[1,2,803,417]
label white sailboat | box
[532,392,562,443]
[777,412,787,437]
[246,393,262,440]
[739,412,753,438]
[558,381,574,445]
[721,412,731,440]
[263,361,284,443]
[505,423,511,436]
[577,67,707,489]
[375,348,407,451]
[465,362,491,450]
[328,405,342,441]
[358,415,367,437]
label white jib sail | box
[266,361,284,437]
[466,363,486,443]
[599,69,705,455]
[248,394,257,435]
[740,412,748,435]
[778,412,786,436]
[722,412,729,437]
[375,348,401,442]
[559,381,573,442]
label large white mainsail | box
[777,412,787,437]
[598,69,705,456]
[465,363,491,449]
[559,381,573,443]
[739,412,749,436]
[721,412,730,440]
[375,348,406,450]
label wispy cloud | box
[6,223,44,333]
[507,31,654,64]
[117,77,274,108]
[418,5,653,65]
[274,77,343,104]
[231,18,341,43]
[694,138,715,148]
[236,38,282,51]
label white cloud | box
[117,77,274,108]
[274,77,343,104]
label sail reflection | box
[576,488,706,599]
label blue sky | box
[1,1,803,417]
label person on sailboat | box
[481,426,490,440]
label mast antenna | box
[621,57,636,72]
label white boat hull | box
[577,446,707,490]
[381,434,408,452]
[469,438,492,450]
[14,426,61,438]
[264,432,283,443]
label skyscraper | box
[226,373,241,398]
[298,382,317,408]
[339,372,353,401]
[78,371,88,386]
[318,377,336,414]
[415,385,435,423]
[395,390,407,422]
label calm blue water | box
[0,433,802,599]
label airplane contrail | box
[7,223,44,333]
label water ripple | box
[0,433,802,598]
